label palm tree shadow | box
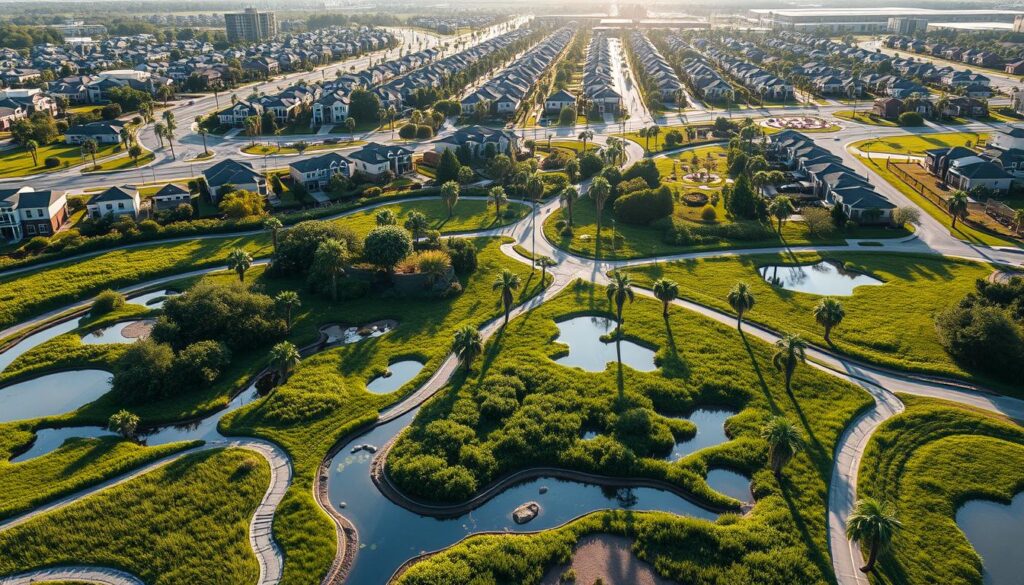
[478,325,506,379]
[784,380,828,472]
[660,316,690,379]
[740,330,779,414]
[780,485,834,580]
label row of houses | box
[577,33,623,115]
[408,15,504,34]
[628,32,683,104]
[921,125,1024,195]
[698,39,794,101]
[768,130,896,224]
[884,36,1022,74]
[461,26,575,116]
[665,35,736,103]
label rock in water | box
[512,501,540,524]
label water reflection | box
[759,261,882,296]
[366,360,424,394]
[667,408,737,460]
[705,469,752,504]
[956,491,1024,585]
[79,320,154,345]
[0,370,112,423]
[554,316,657,372]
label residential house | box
[348,142,413,178]
[87,186,141,219]
[151,183,193,212]
[216,101,264,127]
[544,89,576,114]
[0,187,69,242]
[289,152,351,192]
[430,125,519,159]
[873,97,902,120]
[311,91,350,126]
[203,158,268,203]
[65,120,126,145]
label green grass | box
[852,132,987,156]
[858,395,1024,585]
[240,141,365,155]
[395,281,873,583]
[220,237,551,583]
[0,448,270,584]
[834,111,899,127]
[82,148,155,173]
[328,199,528,238]
[617,124,714,154]
[860,156,1019,248]
[628,252,1011,390]
[0,141,121,178]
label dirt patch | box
[540,534,675,585]
[121,319,155,339]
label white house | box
[289,152,351,192]
[87,186,141,219]
[348,143,413,178]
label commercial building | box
[888,17,928,35]
[1015,15,1024,33]
[225,8,277,43]
[751,8,1023,33]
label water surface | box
[79,320,154,345]
[554,316,657,372]
[759,261,882,296]
[366,360,425,394]
[667,409,736,460]
[705,469,753,504]
[0,370,112,423]
[956,491,1024,585]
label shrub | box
[44,156,60,168]
[274,220,361,275]
[91,289,126,315]
[172,340,231,387]
[557,105,577,126]
[540,149,572,170]
[622,159,660,188]
[112,339,175,403]
[153,282,286,350]
[363,225,413,272]
[936,303,1024,382]
[398,123,417,139]
[663,129,683,149]
[700,204,717,222]
[613,185,674,225]
[578,152,604,179]
[802,207,836,237]
[363,187,382,198]
[415,125,434,139]
[898,111,924,126]
[444,237,478,274]
[617,177,648,196]
[22,236,49,253]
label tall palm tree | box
[269,341,301,382]
[24,139,38,167]
[577,129,594,153]
[274,290,301,332]
[768,196,795,232]
[119,127,132,150]
[535,256,556,283]
[441,181,460,218]
[948,190,969,229]
[195,116,209,156]
[647,125,661,152]
[590,177,611,235]
[652,278,679,318]
[846,497,902,573]
[813,297,845,345]
[772,334,807,393]
[488,186,507,221]
[452,325,483,372]
[227,248,253,282]
[344,117,356,142]
[81,139,98,168]
[263,217,283,258]
[492,269,521,325]
[606,271,634,332]
[561,186,578,226]
[154,121,166,148]
[313,239,348,301]
[727,282,755,330]
[761,416,804,478]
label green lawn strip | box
[834,111,899,127]
[0,449,269,584]
[327,199,528,238]
[240,141,365,156]
[82,149,156,173]
[858,395,1024,585]
[616,124,714,154]
[220,237,551,583]
[394,281,873,583]
[852,132,987,156]
[859,156,1017,248]
[0,141,121,178]
[628,252,1017,393]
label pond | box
[366,360,425,394]
[759,261,882,296]
[955,491,1024,585]
[128,289,178,309]
[326,408,719,585]
[553,316,657,373]
[705,469,753,504]
[11,426,116,462]
[0,370,112,423]
[666,408,737,461]
[79,320,155,345]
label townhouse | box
[580,33,623,115]
[629,32,683,105]
[87,186,141,219]
[430,125,519,159]
[289,152,352,192]
[0,187,70,242]
[348,143,414,178]
[203,158,268,203]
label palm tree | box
[492,269,521,325]
[760,416,804,478]
[638,126,650,152]
[227,248,253,282]
[263,217,283,257]
[647,125,661,151]
[1014,208,1024,234]
[25,139,38,167]
[535,256,556,282]
[81,139,98,168]
[561,186,578,226]
[947,190,969,229]
[162,126,176,160]
[813,297,845,345]
[652,278,679,318]
[274,290,301,332]
[196,116,209,156]
[441,180,460,218]
[107,409,140,440]
[846,497,902,574]
[590,177,611,235]
[768,195,795,232]
[606,271,634,332]
[773,334,807,393]
[452,325,483,372]
[269,341,301,382]
[154,121,166,148]
[577,129,594,153]
[344,117,356,142]
[489,186,507,221]
[376,209,397,226]
[313,239,348,301]
[129,144,143,166]
[119,127,132,150]
[727,282,755,330]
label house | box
[945,157,1013,194]
[216,101,264,127]
[151,183,193,212]
[0,105,26,131]
[348,142,413,178]
[544,89,576,114]
[1006,60,1024,76]
[430,125,519,159]
[65,121,125,145]
[311,91,350,126]
[981,125,1024,181]
[203,158,267,203]
[243,57,279,76]
[87,186,141,219]
[941,97,988,118]
[288,152,351,192]
[0,187,69,242]
[873,97,902,120]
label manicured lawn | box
[617,124,715,153]
[858,395,1024,585]
[0,448,270,584]
[834,111,899,127]
[860,156,1019,248]
[222,238,551,583]
[629,252,1003,387]
[82,149,155,173]
[240,141,365,156]
[330,199,528,238]
[0,141,121,178]
[394,282,873,583]
[852,132,987,157]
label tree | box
[128,144,143,166]
[813,297,845,345]
[108,409,140,440]
[441,180,460,218]
[846,497,902,573]
[577,129,594,153]
[589,176,611,235]
[561,186,578,226]
[772,334,807,393]
[344,116,356,141]
[457,165,475,185]
[274,290,301,332]
[565,158,580,183]
[768,195,795,232]
[452,325,483,372]
[761,416,804,478]
[263,217,283,258]
[81,138,98,168]
[492,269,521,325]
[269,341,301,382]
[348,88,382,124]
[227,248,253,282]
[652,278,679,318]
[948,190,969,229]
[404,211,429,239]
[162,111,177,160]
[25,139,38,167]
[606,271,634,330]
[196,116,209,156]
[311,238,349,301]
[154,121,166,148]
[376,208,397,226]
[488,186,508,221]
[727,282,755,330]
[1014,208,1024,234]
[535,256,556,282]
[436,148,462,185]
[726,174,758,220]
[363,225,413,272]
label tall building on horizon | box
[225,8,277,43]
